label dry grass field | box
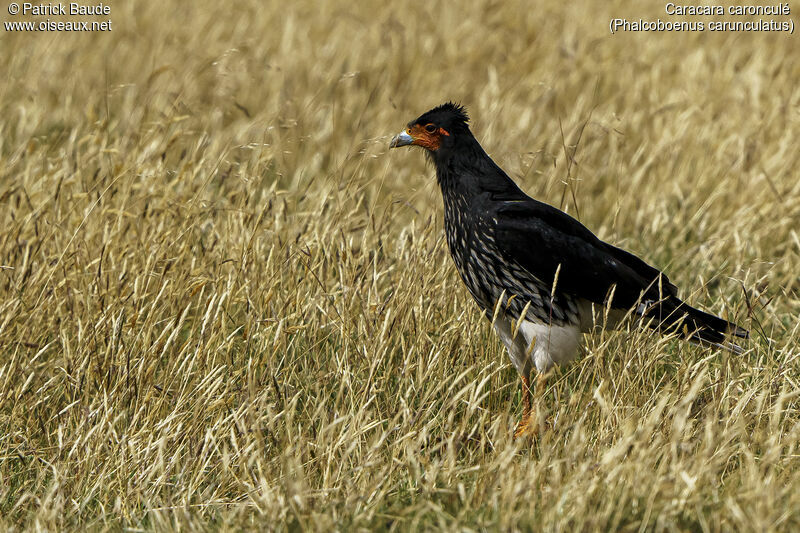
[1,0,799,530]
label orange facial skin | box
[407,123,450,151]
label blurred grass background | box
[1,0,799,530]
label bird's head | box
[389,102,471,155]
[389,102,521,194]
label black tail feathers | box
[643,297,749,354]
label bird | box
[389,102,749,438]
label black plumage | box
[390,102,748,437]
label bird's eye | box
[424,123,437,133]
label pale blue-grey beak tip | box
[389,131,414,148]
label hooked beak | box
[389,130,414,148]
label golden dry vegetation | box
[1,0,799,530]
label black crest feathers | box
[412,102,471,133]
[431,102,469,124]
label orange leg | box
[514,373,547,439]
[514,374,533,438]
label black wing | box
[492,199,677,310]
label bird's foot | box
[513,411,538,440]
[513,410,554,440]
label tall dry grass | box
[0,0,799,530]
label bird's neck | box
[433,136,525,200]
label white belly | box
[493,315,583,376]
